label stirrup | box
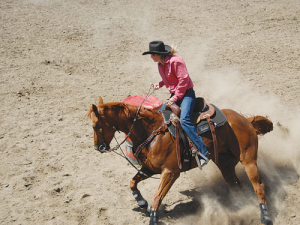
[195,154,208,170]
[200,159,208,167]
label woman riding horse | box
[87,95,273,225]
[143,41,209,166]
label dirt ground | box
[1,0,300,224]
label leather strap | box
[207,117,218,164]
[134,125,165,157]
[174,119,182,169]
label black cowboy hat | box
[142,41,172,55]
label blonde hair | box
[168,45,178,56]
[160,45,178,61]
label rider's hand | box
[153,83,160,90]
[166,99,175,106]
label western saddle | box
[165,97,218,170]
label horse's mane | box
[87,102,162,127]
[108,102,161,122]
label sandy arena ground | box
[1,0,300,224]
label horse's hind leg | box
[242,160,266,203]
[216,152,241,189]
[241,160,272,225]
[130,168,153,212]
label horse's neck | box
[106,104,160,143]
[104,104,139,133]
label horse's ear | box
[87,104,99,119]
[92,104,100,117]
[99,96,104,106]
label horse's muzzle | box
[94,143,110,153]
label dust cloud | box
[170,48,300,224]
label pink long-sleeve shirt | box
[158,55,194,102]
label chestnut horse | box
[87,96,273,225]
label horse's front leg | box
[130,168,153,212]
[150,168,180,225]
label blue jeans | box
[160,89,209,161]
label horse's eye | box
[93,124,99,130]
[93,125,103,133]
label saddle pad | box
[122,95,163,110]
[196,104,227,135]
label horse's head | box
[87,97,117,153]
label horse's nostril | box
[99,144,106,152]
[93,144,110,153]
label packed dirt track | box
[1,0,299,224]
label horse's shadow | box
[132,158,299,224]
[132,191,202,222]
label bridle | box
[94,84,156,154]
[92,85,162,179]
[93,116,117,153]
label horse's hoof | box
[260,219,273,225]
[149,210,158,225]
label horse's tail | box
[247,116,273,135]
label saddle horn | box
[165,103,181,116]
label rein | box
[111,135,160,179]
[110,84,156,151]
[102,84,161,179]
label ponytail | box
[168,45,178,56]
